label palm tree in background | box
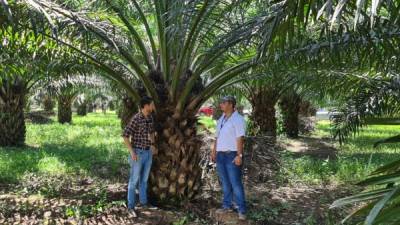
[326,73,400,224]
[232,70,295,139]
[0,27,59,146]
[45,75,104,123]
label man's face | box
[219,101,232,112]
[144,102,155,113]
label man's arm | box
[236,136,244,156]
[123,137,137,159]
[123,137,138,161]
[211,139,217,162]
[233,136,244,166]
[122,118,138,161]
[234,117,246,166]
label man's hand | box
[233,156,242,166]
[211,140,217,162]
[130,152,138,161]
[124,137,137,161]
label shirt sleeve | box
[234,117,246,138]
[122,117,137,138]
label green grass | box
[1,113,400,190]
[0,112,128,184]
[282,120,400,185]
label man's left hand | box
[233,156,242,166]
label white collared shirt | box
[215,111,246,152]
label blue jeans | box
[216,151,246,214]
[127,148,152,209]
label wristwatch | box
[237,154,243,158]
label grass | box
[1,113,400,224]
[282,120,400,185]
[0,112,128,184]
[1,113,400,193]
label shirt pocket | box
[137,122,145,133]
[225,120,235,131]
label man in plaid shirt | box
[122,96,156,217]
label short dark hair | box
[140,96,153,109]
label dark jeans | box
[216,151,246,214]
[127,148,152,209]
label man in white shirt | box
[211,96,247,220]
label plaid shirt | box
[122,112,154,149]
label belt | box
[135,147,150,151]
[217,151,236,154]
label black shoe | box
[232,204,239,212]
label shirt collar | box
[223,110,237,118]
[139,111,152,120]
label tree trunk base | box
[77,102,88,116]
[57,96,73,124]
[280,92,301,138]
[0,80,26,146]
[149,112,202,205]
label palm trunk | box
[298,100,317,135]
[134,70,203,204]
[0,78,26,146]
[43,95,55,112]
[279,92,301,138]
[249,88,279,138]
[299,100,317,117]
[57,95,74,124]
[150,109,202,204]
[77,102,87,116]
[118,96,137,129]
[109,101,116,111]
[87,103,94,113]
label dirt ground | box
[0,135,356,225]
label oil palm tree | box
[279,89,302,138]
[42,94,55,112]
[276,16,400,223]
[31,89,56,113]
[231,70,295,139]
[75,94,88,116]
[328,73,400,225]
[46,75,103,123]
[0,27,56,146]
[74,79,116,116]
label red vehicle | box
[198,106,214,117]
